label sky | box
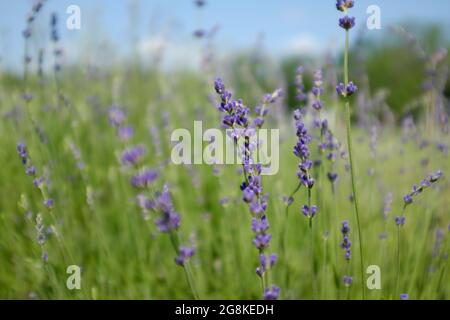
[1,0,450,71]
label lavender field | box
[0,0,449,300]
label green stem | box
[308,188,317,299]
[396,225,400,298]
[170,231,200,300]
[344,29,365,299]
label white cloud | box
[283,33,323,55]
[137,36,201,70]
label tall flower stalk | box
[335,0,365,299]
[213,78,281,300]
[395,170,443,297]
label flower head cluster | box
[153,186,181,233]
[22,0,45,39]
[336,0,354,11]
[341,220,351,260]
[395,215,406,226]
[319,120,341,185]
[35,213,48,262]
[214,78,250,129]
[175,246,195,266]
[336,81,358,97]
[403,170,443,206]
[343,275,353,287]
[121,145,145,166]
[256,252,277,277]
[295,66,307,105]
[16,142,49,196]
[302,204,317,218]
[131,169,159,188]
[213,78,280,300]
[293,110,315,189]
[263,285,280,300]
[254,89,283,128]
[311,69,324,111]
[339,16,356,30]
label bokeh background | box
[0,0,448,300]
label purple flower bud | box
[400,293,409,300]
[131,169,159,188]
[302,204,317,218]
[252,234,272,250]
[214,78,225,95]
[263,285,280,300]
[175,246,195,266]
[346,81,358,96]
[395,216,406,226]
[336,0,354,12]
[343,275,353,286]
[121,145,145,166]
[403,194,413,205]
[118,126,134,141]
[339,16,356,30]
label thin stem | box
[169,231,200,300]
[395,205,406,298]
[308,188,317,299]
[396,225,400,298]
[344,29,365,299]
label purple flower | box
[346,81,358,96]
[336,0,354,12]
[44,199,54,208]
[403,194,413,205]
[269,254,277,267]
[336,81,358,97]
[214,78,225,95]
[263,285,280,300]
[341,220,350,234]
[327,172,338,183]
[252,234,272,250]
[403,170,443,206]
[395,216,406,226]
[295,66,307,104]
[26,166,36,176]
[251,216,269,233]
[136,194,155,211]
[118,126,134,141]
[302,204,318,218]
[194,0,206,8]
[341,221,352,260]
[153,187,181,232]
[17,142,28,163]
[121,146,145,166]
[33,176,45,188]
[400,293,409,300]
[339,16,356,30]
[108,107,126,127]
[175,246,195,266]
[343,275,353,286]
[212,78,279,299]
[155,211,181,233]
[131,169,159,188]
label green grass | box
[0,69,448,300]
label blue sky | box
[1,0,450,71]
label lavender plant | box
[335,0,365,299]
[340,220,352,298]
[395,170,443,297]
[213,78,281,300]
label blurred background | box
[0,1,449,300]
[1,0,449,120]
